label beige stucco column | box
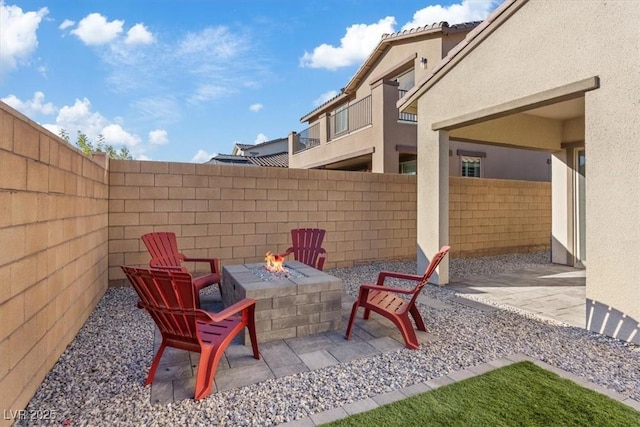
[550,150,573,265]
[417,128,449,283]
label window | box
[395,69,415,91]
[461,156,481,177]
[334,104,348,134]
[399,160,417,175]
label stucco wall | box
[449,140,550,182]
[0,103,109,422]
[414,0,640,328]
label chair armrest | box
[359,284,415,295]
[376,271,423,286]
[278,247,295,258]
[198,298,256,322]
[182,256,220,274]
[316,250,327,270]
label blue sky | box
[1,0,498,163]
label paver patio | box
[147,264,586,404]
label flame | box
[265,251,286,273]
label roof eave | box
[299,92,350,123]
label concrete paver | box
[149,264,591,405]
[449,264,586,328]
[298,349,340,370]
[142,264,640,426]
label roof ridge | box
[380,20,481,41]
[300,20,482,122]
[381,21,448,40]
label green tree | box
[58,129,133,160]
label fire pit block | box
[221,261,343,344]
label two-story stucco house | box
[398,0,640,345]
[290,21,550,181]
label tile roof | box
[246,152,289,167]
[234,137,288,151]
[206,152,289,168]
[300,20,482,123]
[380,20,480,41]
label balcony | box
[329,95,372,140]
[398,89,417,122]
[293,123,320,154]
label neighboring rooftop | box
[207,137,289,167]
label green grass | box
[325,361,640,427]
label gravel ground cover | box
[16,252,640,426]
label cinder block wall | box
[0,103,109,423]
[108,160,419,286]
[450,176,551,257]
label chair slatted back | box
[291,228,325,268]
[121,266,200,345]
[408,246,451,307]
[142,232,186,271]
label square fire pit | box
[221,261,343,344]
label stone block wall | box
[107,160,418,286]
[0,103,109,423]
[449,176,551,257]
[0,99,551,420]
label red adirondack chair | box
[344,246,451,349]
[279,228,327,270]
[121,266,260,401]
[141,232,221,295]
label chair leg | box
[247,306,260,359]
[363,308,371,320]
[395,315,420,350]
[344,302,360,340]
[194,346,223,401]
[145,340,167,385]
[409,305,427,331]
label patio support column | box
[551,150,573,265]
[417,128,449,284]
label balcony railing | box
[329,96,372,140]
[293,123,320,154]
[398,90,417,122]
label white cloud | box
[58,19,74,31]
[0,4,48,71]
[71,13,124,45]
[254,133,268,144]
[54,98,108,140]
[101,124,140,147]
[249,103,263,112]
[179,26,241,60]
[401,0,496,31]
[188,84,232,104]
[300,16,396,70]
[148,129,168,145]
[191,149,215,163]
[6,94,152,159]
[125,23,154,45]
[1,91,56,116]
[313,90,339,107]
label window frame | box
[334,104,349,135]
[461,156,482,178]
